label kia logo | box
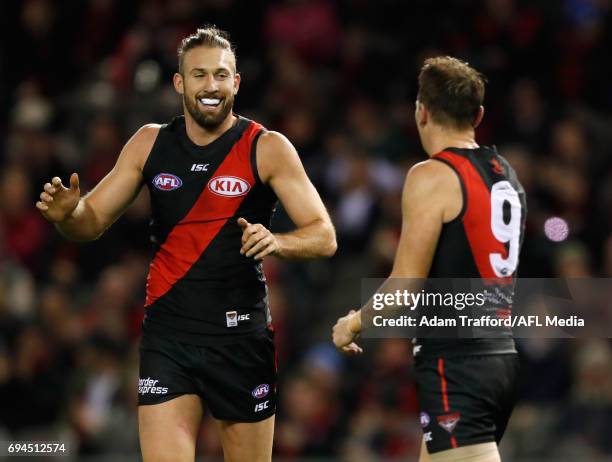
[208,176,250,197]
[153,173,183,191]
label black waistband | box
[414,338,517,359]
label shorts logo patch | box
[420,412,430,427]
[226,311,250,327]
[138,377,168,395]
[252,384,270,399]
[424,431,433,442]
[437,412,461,433]
[208,176,251,197]
[153,173,182,191]
[226,311,238,327]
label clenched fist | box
[238,217,280,260]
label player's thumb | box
[69,173,80,191]
[237,217,250,230]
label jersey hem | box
[142,319,270,346]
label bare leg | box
[214,414,275,462]
[139,394,204,462]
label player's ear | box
[415,101,428,127]
[173,72,184,95]
[233,72,241,95]
[473,105,484,128]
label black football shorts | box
[416,354,519,454]
[138,327,276,422]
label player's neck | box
[426,126,479,156]
[184,113,237,147]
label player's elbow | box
[55,224,105,243]
[320,221,337,257]
[326,233,338,257]
[88,229,106,242]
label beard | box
[184,92,234,129]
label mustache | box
[195,94,225,99]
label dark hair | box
[417,56,486,130]
[177,26,236,73]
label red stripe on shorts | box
[438,358,458,448]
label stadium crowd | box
[0,0,611,460]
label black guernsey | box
[141,115,277,345]
[414,146,527,358]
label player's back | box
[414,146,527,358]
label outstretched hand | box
[36,173,81,223]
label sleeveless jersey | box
[141,115,277,345]
[414,146,527,358]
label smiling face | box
[173,46,240,129]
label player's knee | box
[223,450,271,462]
[140,432,197,462]
[217,418,274,462]
[142,450,193,462]
[221,440,272,462]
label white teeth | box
[199,98,221,105]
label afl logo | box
[153,173,182,191]
[251,384,270,399]
[208,176,250,197]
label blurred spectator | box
[264,0,340,64]
[0,164,49,272]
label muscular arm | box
[335,159,463,346]
[44,125,159,242]
[389,160,456,278]
[240,131,336,259]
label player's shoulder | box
[127,123,161,149]
[405,158,458,191]
[256,130,294,154]
[253,130,301,183]
[256,130,299,164]
[403,159,463,220]
[118,124,161,169]
[134,123,162,141]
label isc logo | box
[153,173,182,191]
[208,176,250,197]
[191,163,209,172]
[254,400,269,413]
